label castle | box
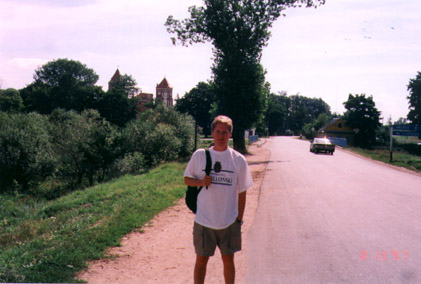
[108,69,173,112]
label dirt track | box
[78,142,270,283]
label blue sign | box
[393,125,421,136]
[393,125,421,131]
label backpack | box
[185,149,212,213]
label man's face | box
[211,122,232,151]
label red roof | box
[156,77,172,89]
[109,69,121,83]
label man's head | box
[211,115,233,133]
[211,115,233,151]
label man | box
[184,115,253,284]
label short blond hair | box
[211,115,233,133]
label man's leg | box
[221,254,235,284]
[194,254,210,284]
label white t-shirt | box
[184,147,253,229]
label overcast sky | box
[1,0,420,122]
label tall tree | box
[288,95,330,133]
[266,92,290,135]
[407,71,421,124]
[343,94,381,148]
[21,58,102,114]
[97,88,138,127]
[108,73,139,98]
[175,81,215,137]
[0,88,23,113]
[98,71,139,127]
[166,0,325,152]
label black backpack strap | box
[205,149,212,175]
[205,149,212,189]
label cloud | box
[7,57,48,70]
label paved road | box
[245,137,421,284]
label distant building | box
[136,92,153,112]
[156,77,173,107]
[108,70,174,112]
[318,118,355,146]
[108,69,121,90]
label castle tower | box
[108,69,121,90]
[156,77,173,107]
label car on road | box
[310,137,335,155]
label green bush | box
[113,152,146,175]
[0,112,55,192]
[49,109,122,189]
[122,106,195,167]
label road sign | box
[392,125,421,136]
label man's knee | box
[196,255,210,267]
[221,254,234,265]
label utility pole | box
[389,124,393,163]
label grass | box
[0,162,187,283]
[348,147,421,172]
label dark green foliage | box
[122,105,195,167]
[302,113,331,139]
[265,92,331,136]
[407,71,421,124]
[0,112,55,192]
[266,92,290,135]
[0,88,23,113]
[0,106,194,197]
[343,94,381,148]
[49,109,122,189]
[175,81,215,137]
[20,59,102,114]
[97,88,138,127]
[108,73,139,98]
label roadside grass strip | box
[0,162,186,283]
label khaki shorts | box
[193,221,242,256]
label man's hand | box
[184,176,212,187]
[202,175,212,187]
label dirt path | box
[78,141,270,284]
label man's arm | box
[237,191,247,221]
[184,176,212,187]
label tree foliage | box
[266,92,290,135]
[343,94,381,148]
[0,88,23,112]
[302,113,331,139]
[407,71,421,124]
[108,73,139,98]
[21,59,102,114]
[265,92,331,135]
[49,109,122,189]
[0,112,55,192]
[97,88,138,127]
[175,81,215,137]
[166,0,325,152]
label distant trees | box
[343,94,381,148]
[266,92,290,136]
[265,92,331,135]
[175,81,215,137]
[0,107,195,196]
[288,95,331,133]
[18,59,139,127]
[407,71,421,125]
[21,59,102,114]
[0,88,23,112]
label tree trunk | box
[232,128,247,154]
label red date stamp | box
[360,250,408,261]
